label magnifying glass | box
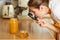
[28,12,37,20]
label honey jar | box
[9,18,18,34]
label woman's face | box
[29,5,49,18]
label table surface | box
[0,18,55,40]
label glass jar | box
[9,18,18,34]
[19,16,33,38]
[19,20,29,38]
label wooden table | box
[0,18,55,40]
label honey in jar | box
[9,18,18,34]
[19,31,29,39]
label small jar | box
[9,18,18,34]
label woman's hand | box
[36,19,50,27]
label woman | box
[28,0,60,33]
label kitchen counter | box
[0,18,55,40]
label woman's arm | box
[37,19,60,33]
[46,24,60,33]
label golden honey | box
[9,18,18,34]
[19,31,29,39]
[53,22,60,28]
